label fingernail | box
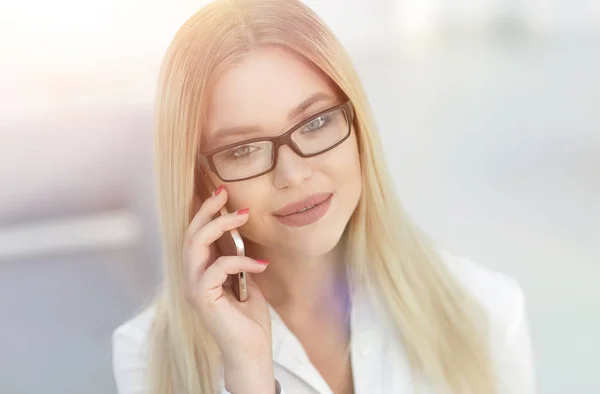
[255,259,269,265]
[236,208,250,215]
[213,185,225,196]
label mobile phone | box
[202,174,248,302]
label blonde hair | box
[150,0,495,392]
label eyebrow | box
[288,91,334,121]
[208,91,335,148]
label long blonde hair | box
[151,0,495,392]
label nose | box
[271,145,312,189]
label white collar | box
[266,286,413,394]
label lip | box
[273,193,333,227]
[273,192,333,216]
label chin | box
[243,218,347,258]
[285,228,344,257]
[277,211,350,257]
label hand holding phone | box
[182,181,275,392]
[202,175,248,302]
[213,200,248,301]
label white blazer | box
[112,252,536,393]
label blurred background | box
[0,0,598,393]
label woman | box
[112,0,535,393]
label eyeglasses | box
[199,101,354,182]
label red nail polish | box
[213,185,225,196]
[256,259,269,265]
[236,208,250,215]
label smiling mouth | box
[273,193,333,227]
[272,192,333,217]
[294,204,316,214]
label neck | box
[245,239,350,318]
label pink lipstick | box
[272,193,333,227]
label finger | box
[191,209,250,251]
[198,256,269,302]
[186,185,228,240]
[184,210,250,282]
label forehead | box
[204,46,340,145]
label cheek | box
[322,132,362,185]
[223,181,262,212]
[330,134,362,213]
[223,180,273,243]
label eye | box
[231,144,258,158]
[303,116,328,132]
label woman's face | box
[202,46,362,257]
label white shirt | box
[112,252,536,393]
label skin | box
[183,45,362,394]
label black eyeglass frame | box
[198,100,355,182]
